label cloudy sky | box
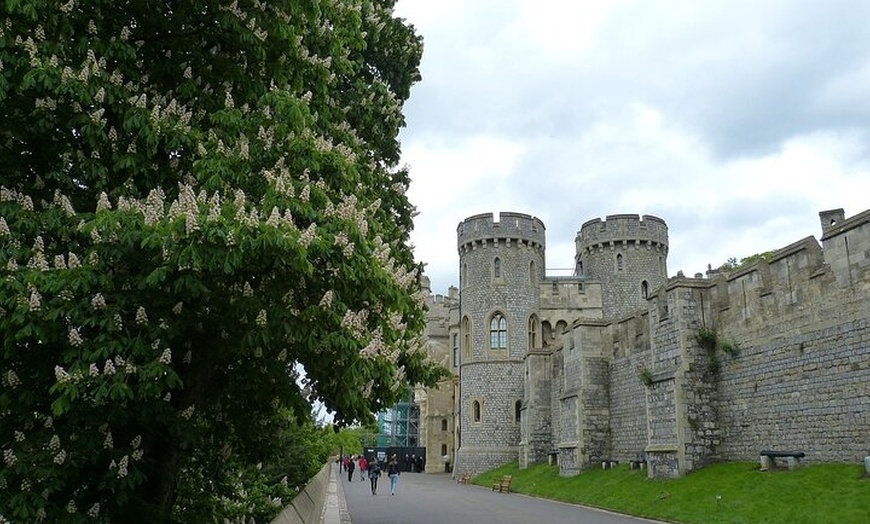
[393,0,870,294]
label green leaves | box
[0,0,440,520]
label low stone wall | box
[271,462,331,524]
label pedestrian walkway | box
[320,464,351,524]
[341,471,666,524]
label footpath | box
[340,469,665,524]
[321,464,350,524]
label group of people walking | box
[340,454,402,495]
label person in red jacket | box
[358,455,367,481]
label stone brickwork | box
[421,207,870,481]
[576,214,669,319]
[414,279,459,473]
[453,212,544,476]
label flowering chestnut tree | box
[0,0,445,521]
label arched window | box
[472,400,481,422]
[528,315,538,349]
[493,257,501,278]
[462,316,471,360]
[641,280,649,299]
[529,260,536,285]
[462,263,467,287]
[617,253,624,271]
[514,400,522,423]
[441,418,448,432]
[441,444,448,456]
[490,313,507,350]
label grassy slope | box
[471,462,870,524]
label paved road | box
[340,470,665,524]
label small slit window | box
[493,257,501,278]
[641,280,649,299]
[528,315,538,349]
[472,400,481,422]
[617,253,624,271]
[462,316,471,360]
[452,334,459,367]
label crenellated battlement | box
[576,214,668,254]
[457,211,546,253]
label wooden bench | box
[760,450,805,470]
[491,475,512,493]
[456,473,471,484]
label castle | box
[414,208,870,479]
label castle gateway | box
[414,208,870,479]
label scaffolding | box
[375,400,419,447]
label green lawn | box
[471,461,870,523]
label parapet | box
[457,212,546,252]
[576,214,669,251]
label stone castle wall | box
[711,232,870,463]
[595,210,870,477]
[441,207,870,479]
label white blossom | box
[68,328,83,347]
[117,455,129,478]
[91,293,106,309]
[319,290,333,307]
[54,365,70,383]
[6,369,21,389]
[96,192,112,212]
[3,448,16,467]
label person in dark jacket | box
[387,454,401,495]
[367,455,381,495]
[346,455,355,482]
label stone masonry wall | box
[455,212,544,476]
[445,207,870,479]
[711,235,870,463]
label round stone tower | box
[453,212,545,475]
[575,214,669,319]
